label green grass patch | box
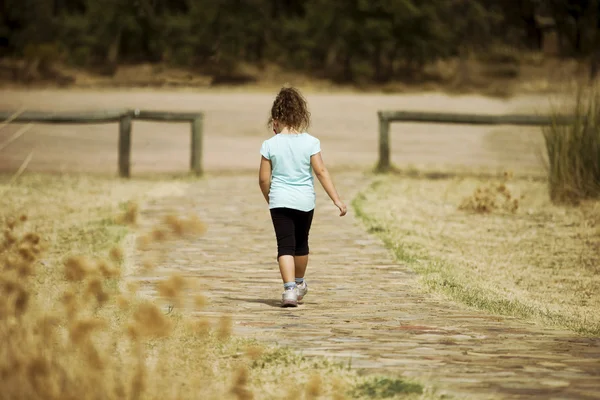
[350,377,423,399]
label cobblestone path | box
[131,172,600,400]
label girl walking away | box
[259,87,347,307]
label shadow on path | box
[225,296,282,308]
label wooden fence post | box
[190,115,203,176]
[118,114,132,178]
[377,112,390,172]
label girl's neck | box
[279,127,301,135]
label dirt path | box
[130,172,599,400]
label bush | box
[458,172,520,213]
[543,85,600,204]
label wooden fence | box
[376,111,579,172]
[0,109,203,177]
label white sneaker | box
[296,281,308,301]
[281,288,298,307]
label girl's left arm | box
[258,156,271,204]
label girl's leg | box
[270,208,296,284]
[294,255,308,279]
[294,209,314,279]
[278,256,295,283]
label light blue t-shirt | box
[260,133,321,212]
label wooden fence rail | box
[0,109,203,178]
[377,111,581,172]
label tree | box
[545,0,600,79]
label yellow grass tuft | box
[244,344,264,361]
[5,217,17,230]
[130,342,147,400]
[3,228,18,247]
[64,256,92,281]
[126,281,140,295]
[157,273,186,305]
[120,201,139,226]
[97,259,120,279]
[217,314,233,340]
[1,274,30,317]
[83,341,105,370]
[69,318,106,345]
[331,378,348,400]
[85,277,109,304]
[191,317,211,336]
[306,374,323,399]
[185,214,207,235]
[116,294,130,310]
[131,302,172,338]
[150,227,168,242]
[194,293,208,309]
[140,256,156,272]
[61,288,79,318]
[161,214,207,238]
[36,314,60,338]
[163,214,185,236]
[109,246,124,263]
[22,232,40,245]
[230,366,254,400]
[459,173,520,213]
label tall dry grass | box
[543,84,600,204]
[0,174,428,400]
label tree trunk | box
[588,0,600,81]
[520,0,542,50]
[454,46,473,87]
[591,52,599,81]
[342,52,353,83]
[324,44,338,80]
[372,42,383,82]
[105,27,122,76]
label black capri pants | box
[270,207,314,259]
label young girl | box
[259,87,347,307]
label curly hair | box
[268,87,311,132]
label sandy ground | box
[0,88,552,175]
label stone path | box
[131,172,600,400]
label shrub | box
[543,85,600,204]
[458,172,520,214]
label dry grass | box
[354,174,600,336]
[458,172,520,213]
[543,83,600,204]
[0,173,430,399]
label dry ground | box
[354,174,600,335]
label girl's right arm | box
[311,152,347,216]
[259,156,271,204]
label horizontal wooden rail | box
[0,110,129,124]
[0,109,204,177]
[134,110,201,122]
[377,110,580,172]
[378,111,580,126]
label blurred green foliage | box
[0,0,599,82]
